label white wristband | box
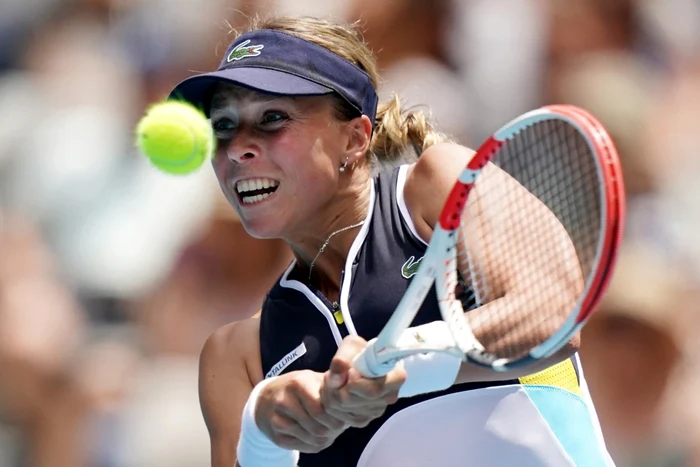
[237,377,300,467]
[396,321,463,398]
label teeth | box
[236,178,280,194]
[241,192,273,204]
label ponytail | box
[369,93,453,171]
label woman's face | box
[209,83,350,239]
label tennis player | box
[170,16,615,467]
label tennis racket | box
[353,105,625,376]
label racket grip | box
[352,338,396,378]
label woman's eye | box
[261,111,287,124]
[212,117,236,134]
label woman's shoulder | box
[409,143,474,180]
[402,143,475,233]
[201,317,263,384]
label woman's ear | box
[342,115,373,164]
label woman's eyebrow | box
[209,93,229,112]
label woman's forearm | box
[453,290,580,384]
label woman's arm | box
[201,319,393,466]
[404,143,583,382]
[199,319,262,467]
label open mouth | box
[235,177,280,204]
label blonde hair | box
[235,16,453,170]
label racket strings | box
[457,119,603,360]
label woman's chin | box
[238,218,285,240]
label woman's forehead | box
[209,83,334,116]
[210,84,283,111]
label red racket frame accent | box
[438,137,504,231]
[544,105,626,324]
[439,184,472,231]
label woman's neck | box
[288,177,372,293]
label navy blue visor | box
[169,29,379,126]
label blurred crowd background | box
[0,0,699,466]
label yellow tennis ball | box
[135,100,214,175]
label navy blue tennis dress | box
[258,165,614,467]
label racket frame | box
[354,106,625,377]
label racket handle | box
[352,338,397,378]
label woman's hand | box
[254,370,348,453]
[252,336,406,455]
[321,336,406,428]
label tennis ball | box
[135,100,214,175]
